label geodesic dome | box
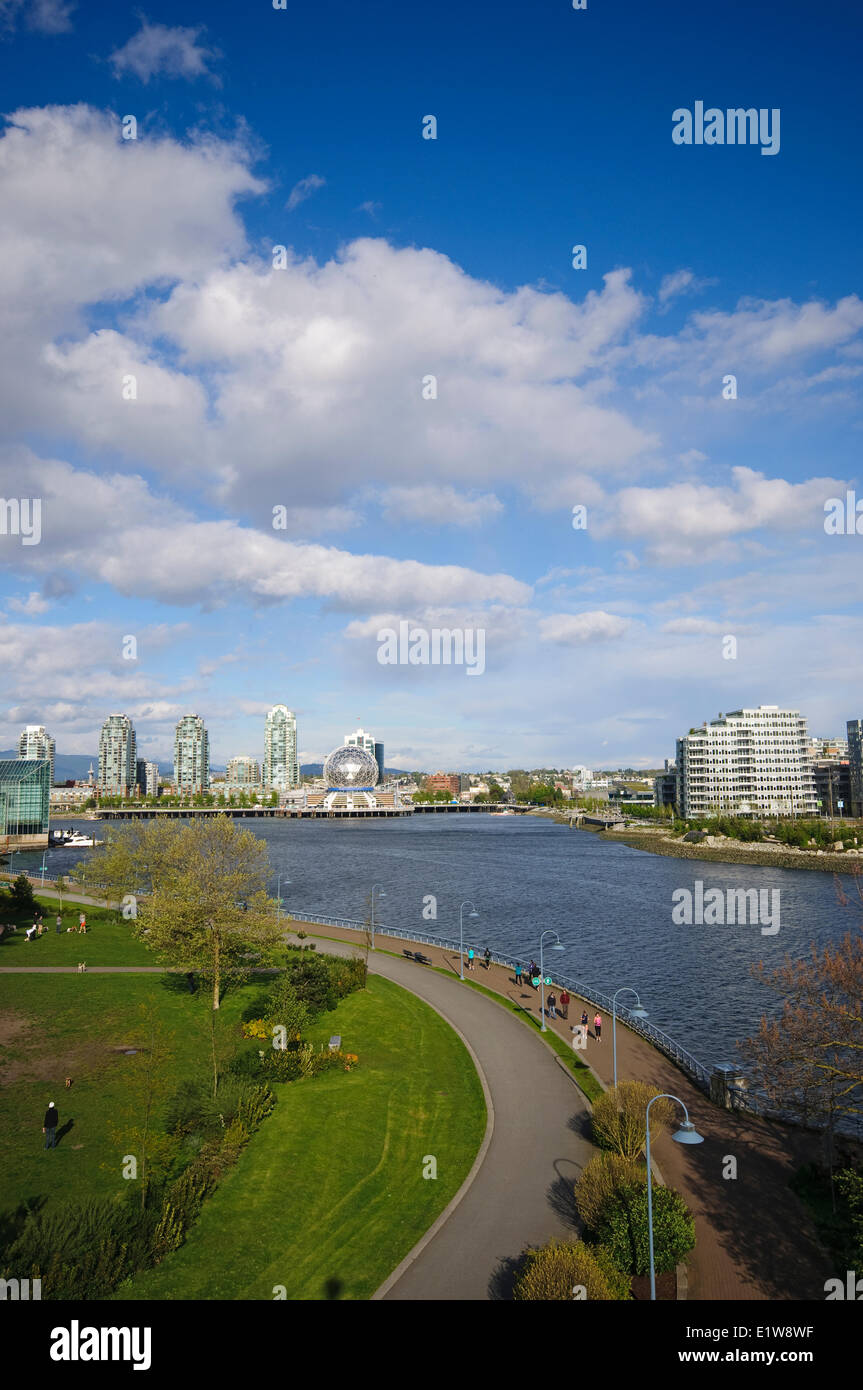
[323,745,380,790]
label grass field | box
[0,972,254,1216]
[114,974,486,1301]
[0,894,157,967]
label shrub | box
[575,1153,646,1234]
[9,873,35,909]
[592,1082,675,1160]
[512,1239,630,1300]
[596,1182,696,1275]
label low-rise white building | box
[676,706,817,819]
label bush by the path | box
[595,1181,695,1276]
[575,1153,646,1234]
[513,1239,630,1300]
[591,1081,674,1160]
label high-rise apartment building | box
[18,725,56,785]
[676,706,817,819]
[135,759,160,797]
[174,715,210,795]
[847,720,863,818]
[97,714,137,795]
[227,755,261,787]
[264,706,298,791]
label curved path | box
[308,936,594,1299]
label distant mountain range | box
[0,750,97,783]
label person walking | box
[514,961,523,987]
[547,991,557,1020]
[78,912,87,934]
[55,914,63,934]
[483,946,492,971]
[559,988,570,1020]
[594,1012,602,1042]
[581,1009,589,1032]
[43,1101,59,1150]
[467,947,475,972]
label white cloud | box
[657,268,716,310]
[286,174,325,210]
[6,590,51,615]
[109,22,220,83]
[0,449,531,612]
[539,611,633,644]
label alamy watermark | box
[672,103,780,156]
[377,621,485,676]
[672,881,780,936]
[0,497,41,545]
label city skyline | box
[0,2,860,770]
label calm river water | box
[27,813,860,1070]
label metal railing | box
[288,911,712,1090]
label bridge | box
[94,802,530,821]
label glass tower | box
[97,714,137,795]
[17,725,56,786]
[264,706,299,791]
[174,715,210,795]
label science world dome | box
[323,745,380,790]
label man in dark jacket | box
[43,1101,59,1149]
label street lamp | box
[370,883,386,950]
[539,929,565,1031]
[611,986,648,1088]
[645,1093,703,1300]
[276,872,291,923]
[459,900,479,980]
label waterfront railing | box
[288,911,713,1090]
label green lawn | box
[114,974,486,1301]
[0,972,253,1216]
[0,896,156,967]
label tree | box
[591,1082,675,1160]
[9,873,35,910]
[78,817,283,1017]
[740,921,863,1136]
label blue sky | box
[0,0,861,771]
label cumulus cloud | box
[0,449,531,612]
[109,21,220,84]
[596,467,846,561]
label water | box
[21,813,859,1069]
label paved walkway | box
[302,926,835,1301]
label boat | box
[52,830,103,848]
